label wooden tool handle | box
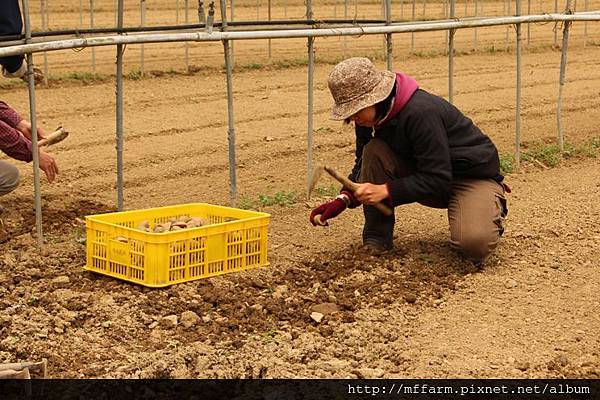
[323,166,394,216]
[38,127,68,147]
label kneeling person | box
[310,58,508,265]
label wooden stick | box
[38,127,68,147]
[0,359,46,374]
[323,166,393,216]
[0,368,30,379]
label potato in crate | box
[84,203,270,287]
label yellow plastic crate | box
[84,203,270,287]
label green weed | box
[236,195,257,210]
[27,296,39,306]
[522,141,562,167]
[258,191,298,207]
[504,137,600,171]
[499,153,514,174]
[127,69,143,80]
[61,71,109,82]
[314,184,339,197]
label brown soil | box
[0,0,599,378]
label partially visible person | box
[0,0,43,82]
[0,101,59,199]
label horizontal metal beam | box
[1,12,600,58]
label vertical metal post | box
[21,0,43,248]
[584,0,588,46]
[79,0,84,28]
[176,0,180,24]
[400,0,404,20]
[473,0,478,49]
[140,0,146,76]
[306,0,315,197]
[505,0,509,50]
[343,0,348,57]
[115,0,118,27]
[516,0,522,169]
[557,0,572,152]
[444,0,449,47]
[449,0,455,104]
[464,0,468,16]
[41,0,48,83]
[421,0,426,19]
[199,0,206,23]
[90,0,96,74]
[554,0,558,46]
[116,0,124,210]
[268,0,272,61]
[229,0,235,66]
[411,0,416,52]
[526,0,531,46]
[185,0,190,72]
[381,0,385,59]
[385,0,393,71]
[220,0,237,205]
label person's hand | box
[18,67,45,85]
[354,183,390,205]
[38,150,59,183]
[15,120,48,141]
[310,198,347,226]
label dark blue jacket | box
[0,0,24,73]
[350,89,502,207]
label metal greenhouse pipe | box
[3,13,599,45]
[90,0,96,73]
[40,0,48,83]
[584,0,588,46]
[554,0,558,46]
[343,0,348,57]
[2,14,600,58]
[504,0,509,49]
[473,0,478,49]
[116,0,124,210]
[557,0,573,152]
[229,0,235,65]
[411,0,416,51]
[21,0,43,248]
[448,0,456,104]
[220,0,237,206]
[141,0,146,76]
[185,0,190,72]
[268,0,272,60]
[516,0,522,169]
[385,0,393,71]
[527,0,531,45]
[307,0,315,198]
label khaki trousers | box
[0,160,20,196]
[359,138,507,262]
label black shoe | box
[362,205,395,251]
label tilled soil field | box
[0,0,600,378]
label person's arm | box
[0,101,23,128]
[0,119,33,162]
[15,119,48,141]
[386,111,453,206]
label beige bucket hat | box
[327,57,396,121]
